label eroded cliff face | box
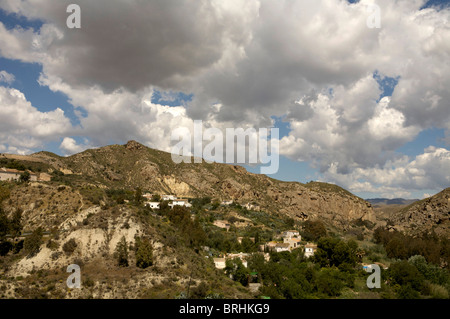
[388,188,450,236]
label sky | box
[0,0,449,200]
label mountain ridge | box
[24,140,376,230]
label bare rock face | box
[125,140,145,151]
[268,183,375,229]
[388,188,450,236]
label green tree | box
[135,237,153,269]
[0,208,8,242]
[19,171,31,183]
[302,220,327,241]
[62,238,78,255]
[225,258,250,286]
[388,260,424,295]
[314,268,345,297]
[0,184,10,203]
[115,236,129,267]
[241,237,256,253]
[0,208,12,256]
[134,187,143,205]
[151,194,161,202]
[385,236,408,259]
[313,237,358,270]
[9,209,22,239]
[24,227,43,258]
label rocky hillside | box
[28,140,376,230]
[387,188,450,236]
[0,141,448,299]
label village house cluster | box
[262,230,305,253]
[142,193,192,210]
[212,229,319,270]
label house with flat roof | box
[213,220,230,231]
[274,243,290,253]
[162,194,177,201]
[146,202,160,209]
[282,230,300,239]
[168,199,192,208]
[304,243,318,258]
[213,258,226,269]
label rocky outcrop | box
[388,188,450,236]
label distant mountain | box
[366,198,419,206]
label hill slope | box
[28,140,376,230]
[387,188,450,236]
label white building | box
[143,193,153,200]
[274,243,290,253]
[283,237,301,250]
[146,202,160,209]
[162,194,177,201]
[227,253,250,268]
[282,230,300,239]
[304,243,317,258]
[213,258,226,269]
[168,200,192,208]
[0,168,37,182]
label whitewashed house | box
[282,230,300,239]
[213,258,226,269]
[304,243,317,258]
[146,202,160,209]
[0,168,37,181]
[227,253,250,268]
[162,194,177,201]
[274,243,290,253]
[168,200,192,208]
[143,193,153,200]
[283,237,301,250]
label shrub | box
[302,220,327,241]
[135,237,153,269]
[62,238,77,255]
[429,284,449,299]
[46,239,59,251]
[115,236,129,267]
[388,260,424,297]
[23,228,43,258]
